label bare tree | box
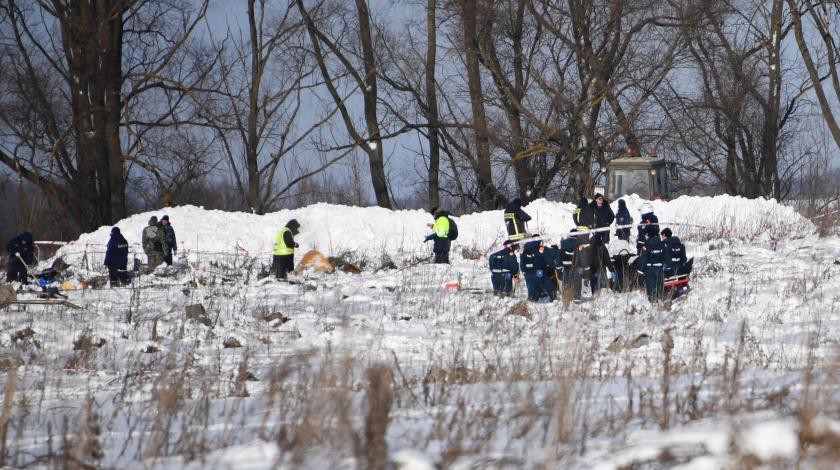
[661,0,807,199]
[425,0,442,208]
[455,0,506,209]
[296,0,393,208]
[0,0,209,232]
[197,0,338,214]
[787,0,840,151]
[501,0,683,196]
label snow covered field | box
[2,196,840,469]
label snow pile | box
[53,195,813,267]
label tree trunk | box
[425,0,440,209]
[460,0,498,209]
[787,0,840,152]
[59,0,127,230]
[355,0,392,208]
[246,0,263,213]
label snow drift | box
[52,194,814,267]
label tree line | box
[1,0,838,238]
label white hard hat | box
[639,202,654,214]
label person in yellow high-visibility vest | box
[424,206,451,264]
[272,219,300,279]
[504,198,531,241]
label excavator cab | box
[598,154,678,201]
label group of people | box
[490,196,688,303]
[102,215,178,286]
[5,197,686,302]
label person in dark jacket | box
[546,244,565,296]
[425,207,451,264]
[504,198,532,242]
[543,244,560,301]
[660,228,687,276]
[569,229,594,302]
[104,227,130,286]
[589,235,615,295]
[160,215,177,266]
[573,196,595,229]
[272,219,300,279]
[590,193,615,243]
[636,202,659,253]
[615,199,632,241]
[639,226,666,302]
[489,240,520,296]
[5,231,34,283]
[559,230,580,302]
[520,238,553,301]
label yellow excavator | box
[515,143,679,200]
[596,150,678,200]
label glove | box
[536,269,544,278]
[610,272,617,283]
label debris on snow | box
[507,300,531,320]
[185,303,211,327]
[297,250,334,274]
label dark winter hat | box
[20,232,33,242]
[645,225,659,237]
[618,199,627,209]
[510,198,521,207]
[503,239,514,246]
[111,227,121,234]
[594,193,604,200]
[149,216,158,225]
[661,228,672,238]
[161,215,170,221]
[430,206,439,215]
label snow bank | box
[52,195,813,267]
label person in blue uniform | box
[489,240,520,296]
[660,228,687,276]
[639,226,666,302]
[104,227,130,286]
[615,199,632,241]
[520,237,553,302]
[636,202,659,252]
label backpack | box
[447,217,459,240]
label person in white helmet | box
[636,202,659,253]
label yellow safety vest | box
[504,212,525,240]
[273,227,294,256]
[433,216,450,238]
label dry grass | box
[3,230,840,468]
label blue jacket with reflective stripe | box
[489,248,520,275]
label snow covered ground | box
[2,195,840,469]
